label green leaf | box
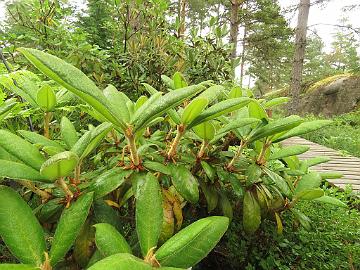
[263,168,291,197]
[295,172,322,194]
[94,223,131,257]
[136,173,163,257]
[173,72,187,89]
[18,130,65,150]
[40,151,79,180]
[294,188,324,200]
[302,156,331,167]
[88,253,152,270]
[181,97,208,125]
[161,75,175,89]
[155,216,229,268]
[0,186,46,265]
[199,180,218,212]
[0,159,51,182]
[188,97,251,128]
[245,164,262,186]
[169,165,199,204]
[273,120,332,143]
[0,129,45,170]
[291,209,311,230]
[263,97,290,109]
[88,168,132,199]
[134,95,148,111]
[143,161,171,175]
[248,100,267,119]
[132,92,162,123]
[132,85,205,132]
[228,86,242,99]
[0,265,40,270]
[269,145,310,160]
[320,172,343,180]
[243,191,261,234]
[197,85,224,103]
[219,193,233,221]
[200,161,216,181]
[36,84,56,112]
[314,195,347,207]
[103,84,130,123]
[50,192,94,266]
[193,121,215,141]
[60,116,79,149]
[18,48,126,130]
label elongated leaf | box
[291,209,311,230]
[263,169,291,197]
[88,253,152,270]
[199,181,218,212]
[294,188,324,200]
[295,172,322,194]
[320,172,343,180]
[132,85,205,132]
[161,75,175,89]
[181,97,208,125]
[94,223,131,257]
[40,151,79,180]
[136,173,163,257]
[219,193,233,221]
[0,186,46,265]
[50,192,94,266]
[18,48,126,130]
[263,97,290,109]
[314,195,347,207]
[0,98,17,118]
[173,72,187,89]
[132,92,162,123]
[248,100,267,119]
[0,265,39,270]
[80,122,112,159]
[302,156,331,167]
[249,115,303,142]
[88,168,132,199]
[269,145,310,160]
[155,216,229,268]
[228,86,242,99]
[103,84,130,123]
[0,159,51,182]
[36,84,56,112]
[197,85,224,103]
[60,116,79,149]
[273,120,332,143]
[169,165,199,204]
[0,129,45,170]
[243,191,261,234]
[188,97,251,128]
[18,130,65,150]
[143,161,171,175]
[193,121,215,141]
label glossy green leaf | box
[103,84,130,123]
[169,165,199,204]
[294,188,324,200]
[181,97,208,125]
[0,159,51,182]
[295,172,322,194]
[243,191,261,234]
[197,85,224,103]
[87,253,152,270]
[193,121,215,141]
[155,216,229,268]
[89,168,132,199]
[94,223,131,257]
[40,151,79,180]
[245,164,262,185]
[200,161,216,181]
[18,130,65,150]
[80,122,112,159]
[273,120,332,143]
[188,97,251,128]
[173,72,187,89]
[136,173,163,257]
[263,97,290,109]
[0,186,46,265]
[50,192,94,266]
[314,195,347,207]
[18,48,126,130]
[248,100,267,119]
[143,161,171,175]
[36,84,56,112]
[269,145,310,160]
[132,92,162,123]
[60,116,79,149]
[0,129,45,170]
[228,86,242,99]
[132,85,205,132]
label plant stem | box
[56,177,73,198]
[197,140,208,160]
[21,181,51,202]
[125,128,140,166]
[44,112,52,139]
[227,140,246,169]
[73,162,81,184]
[167,124,185,159]
[256,140,271,165]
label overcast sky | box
[1,0,359,51]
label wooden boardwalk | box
[282,137,360,192]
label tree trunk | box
[178,0,186,39]
[229,0,241,59]
[239,25,247,86]
[290,0,310,113]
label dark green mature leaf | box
[18,130,65,150]
[136,173,163,257]
[0,159,51,182]
[294,188,324,200]
[60,116,79,149]
[87,253,152,270]
[0,129,45,170]
[0,265,39,270]
[181,97,208,125]
[18,48,126,130]
[88,168,132,199]
[243,191,261,234]
[314,196,347,207]
[169,165,199,204]
[188,97,251,128]
[295,172,322,194]
[132,85,205,132]
[143,161,171,175]
[263,168,291,197]
[0,186,46,265]
[269,145,310,160]
[50,192,94,266]
[273,120,332,143]
[155,216,229,268]
[291,209,311,230]
[36,84,56,112]
[199,180,218,212]
[94,223,131,257]
[40,151,79,180]
[245,164,262,185]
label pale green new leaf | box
[40,151,79,180]
[294,188,324,200]
[197,85,224,103]
[269,145,310,160]
[263,97,290,109]
[193,121,215,141]
[87,253,152,270]
[60,116,78,149]
[181,97,208,125]
[228,86,242,99]
[314,195,347,207]
[0,265,40,270]
[36,84,56,112]
[295,172,322,194]
[103,84,130,123]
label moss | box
[305,73,352,94]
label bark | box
[290,0,310,113]
[239,24,248,86]
[229,0,243,59]
[178,0,186,39]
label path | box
[282,137,360,192]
